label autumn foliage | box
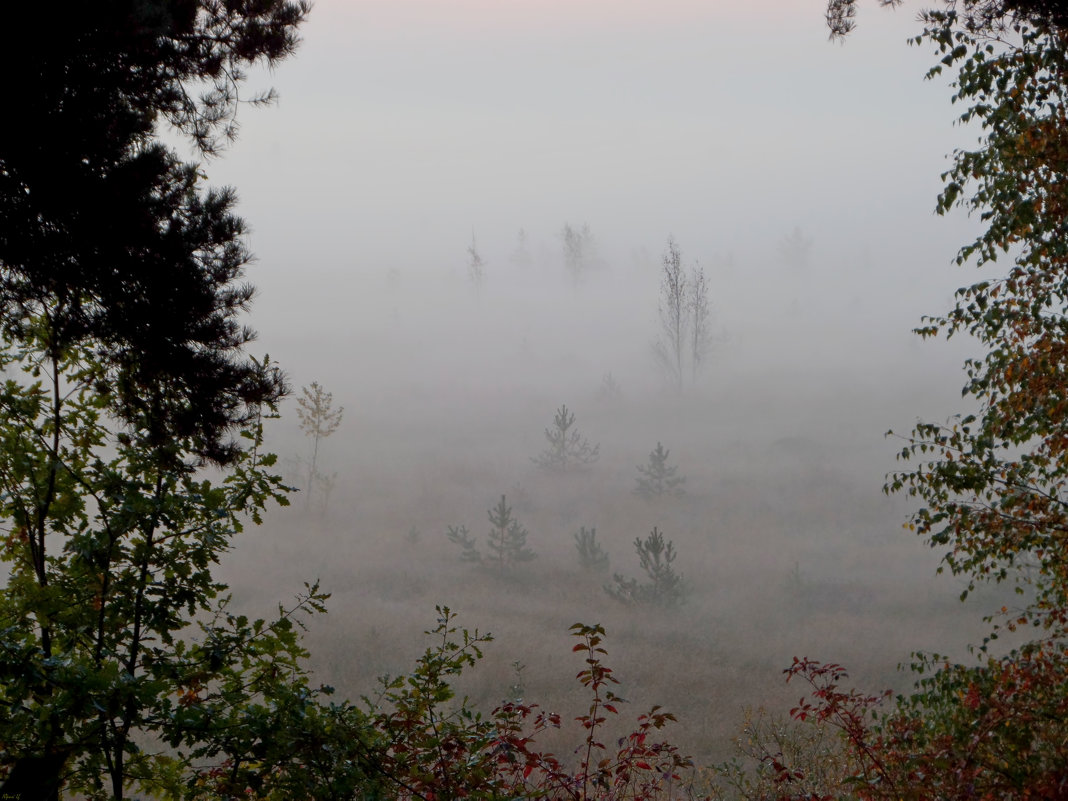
[363,611,695,801]
[762,5,1068,800]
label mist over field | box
[200,0,1013,764]
[13,1,1068,796]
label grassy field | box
[217,371,1005,769]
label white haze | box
[207,0,985,405]
[193,0,1015,763]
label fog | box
[201,0,1012,764]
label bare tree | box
[467,231,485,293]
[510,227,532,269]
[689,263,713,383]
[653,236,687,392]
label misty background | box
[187,0,1010,763]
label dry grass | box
[216,377,1002,768]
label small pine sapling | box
[606,527,686,608]
[532,404,599,472]
[446,497,535,573]
[574,526,609,572]
[634,442,686,499]
[486,494,535,573]
[561,222,594,282]
[446,524,481,563]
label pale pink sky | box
[307,0,829,37]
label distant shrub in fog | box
[574,526,610,572]
[597,371,623,402]
[561,221,595,282]
[702,705,856,800]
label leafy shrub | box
[365,608,697,801]
[702,706,857,800]
[780,641,1068,801]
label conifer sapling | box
[487,494,535,573]
[606,527,686,608]
[574,526,609,572]
[446,496,535,574]
[533,404,599,472]
[634,442,686,499]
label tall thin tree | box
[653,237,687,392]
[511,227,532,269]
[467,231,485,294]
[0,4,310,795]
[297,382,343,507]
[689,264,713,383]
